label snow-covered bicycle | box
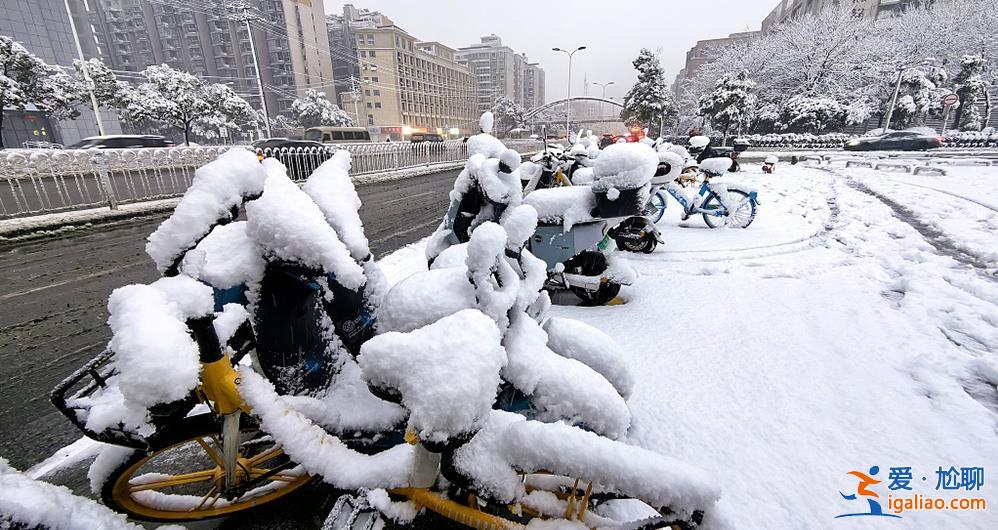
[49,138,718,528]
[646,157,759,229]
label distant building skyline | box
[455,34,545,114]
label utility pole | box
[230,3,271,138]
[552,46,586,137]
[64,0,105,136]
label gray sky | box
[323,0,775,102]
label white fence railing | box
[0,140,544,220]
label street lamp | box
[552,46,586,136]
[592,81,615,99]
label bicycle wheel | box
[701,189,755,229]
[102,414,312,521]
[643,192,667,223]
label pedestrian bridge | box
[523,97,627,136]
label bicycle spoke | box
[247,446,284,466]
[129,470,216,492]
[195,437,224,467]
[194,485,219,511]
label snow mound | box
[452,411,719,515]
[245,161,366,290]
[523,186,597,231]
[0,458,170,530]
[359,309,507,443]
[700,157,733,176]
[238,369,413,489]
[543,317,635,399]
[80,276,213,436]
[376,267,476,333]
[480,112,495,134]
[180,221,265,290]
[502,316,630,439]
[592,143,658,193]
[429,243,469,270]
[467,134,506,159]
[146,148,265,273]
[571,167,595,186]
[302,150,371,261]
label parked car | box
[67,135,174,149]
[844,130,944,151]
[304,126,372,144]
[409,133,444,143]
[21,141,63,149]
[252,138,330,179]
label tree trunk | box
[184,121,191,146]
[985,87,993,129]
[0,93,5,149]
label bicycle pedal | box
[321,494,384,530]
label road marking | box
[369,218,440,248]
[382,190,438,206]
[0,261,145,301]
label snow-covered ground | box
[24,159,998,528]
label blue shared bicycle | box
[644,174,758,228]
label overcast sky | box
[322,0,776,102]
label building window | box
[365,89,371,96]
[360,50,367,57]
[372,77,379,82]
[373,89,380,96]
[368,114,374,125]
[367,102,372,108]
[375,102,382,108]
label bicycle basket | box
[50,348,198,450]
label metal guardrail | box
[0,140,544,220]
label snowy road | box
[0,167,461,472]
[10,160,998,529]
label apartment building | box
[350,24,477,140]
[0,0,121,147]
[456,34,544,112]
[85,0,334,119]
[761,0,928,30]
[326,4,393,105]
[672,30,761,94]
[523,62,546,110]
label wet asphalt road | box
[0,168,459,473]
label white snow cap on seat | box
[245,160,366,290]
[700,157,733,176]
[522,186,597,231]
[146,148,266,272]
[592,142,658,193]
[376,267,476,333]
[359,309,507,443]
[303,150,371,261]
[180,221,265,290]
[765,155,779,164]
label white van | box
[304,126,372,144]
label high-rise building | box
[523,62,546,110]
[456,35,544,113]
[325,5,393,108]
[0,0,121,147]
[85,0,334,119]
[671,30,761,94]
[345,23,476,140]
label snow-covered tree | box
[490,96,525,137]
[621,49,675,136]
[0,36,84,148]
[73,58,128,109]
[697,72,755,139]
[952,55,986,131]
[888,65,950,128]
[120,64,257,145]
[289,89,353,128]
[778,95,846,133]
